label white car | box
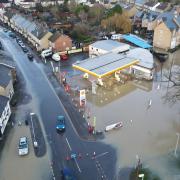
[52,53,61,61]
[18,137,29,156]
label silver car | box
[18,137,29,156]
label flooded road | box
[67,50,180,179]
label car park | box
[27,53,33,60]
[18,137,29,156]
[56,115,65,132]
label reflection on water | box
[70,50,180,179]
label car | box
[27,53,33,60]
[18,137,29,156]
[19,42,25,48]
[8,32,16,38]
[61,168,76,180]
[16,37,21,42]
[3,28,8,32]
[56,115,65,132]
[60,54,68,61]
[22,47,28,53]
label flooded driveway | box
[66,50,180,179]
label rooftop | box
[122,34,152,49]
[73,52,139,78]
[127,48,154,69]
[0,64,12,87]
[157,11,180,30]
[0,95,9,117]
[49,31,62,42]
[91,40,129,52]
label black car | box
[27,53,33,60]
[8,32,16,38]
[22,47,28,53]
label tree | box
[75,4,89,16]
[163,65,180,103]
[101,12,132,33]
[88,4,105,24]
[106,4,122,17]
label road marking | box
[65,137,72,151]
[96,152,109,159]
[74,158,82,173]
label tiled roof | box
[0,0,9,3]
[144,1,156,7]
[157,11,179,30]
[31,27,48,40]
[156,2,169,10]
[49,31,62,42]
[0,95,9,117]
[0,64,12,87]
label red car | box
[60,54,68,61]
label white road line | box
[65,137,72,151]
[96,152,109,159]
[74,158,82,173]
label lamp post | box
[174,132,180,157]
[30,113,38,148]
[138,174,144,180]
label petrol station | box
[72,52,139,88]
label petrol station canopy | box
[72,52,139,78]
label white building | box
[127,48,154,80]
[89,40,130,58]
[0,96,11,137]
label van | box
[111,34,122,40]
[41,49,52,58]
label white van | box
[52,53,61,61]
[41,49,52,58]
[111,34,122,40]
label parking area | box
[0,104,51,180]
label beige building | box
[0,64,15,100]
[29,28,53,51]
[153,11,180,50]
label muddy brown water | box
[69,50,180,179]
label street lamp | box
[30,113,38,148]
[138,174,144,180]
[174,132,180,157]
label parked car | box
[8,32,16,38]
[56,115,65,132]
[22,47,28,53]
[3,28,8,32]
[19,42,25,48]
[27,53,33,60]
[60,54,68,61]
[61,168,76,180]
[18,137,29,156]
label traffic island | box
[27,113,46,157]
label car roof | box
[20,137,27,142]
[57,115,65,120]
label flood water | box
[67,50,180,179]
